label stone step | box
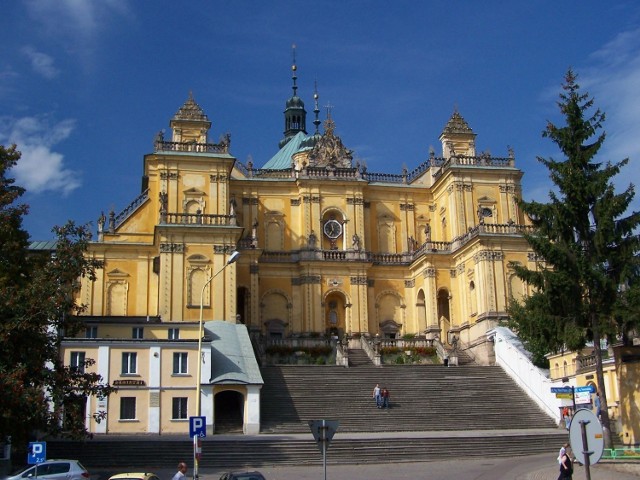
[47,431,566,470]
[259,360,557,434]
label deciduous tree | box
[0,144,115,451]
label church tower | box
[439,109,476,158]
[169,92,211,143]
[279,46,307,148]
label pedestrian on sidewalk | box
[172,462,188,480]
[558,448,573,479]
[562,406,571,430]
[594,391,601,419]
[557,442,569,464]
[372,383,381,408]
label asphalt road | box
[93,453,640,480]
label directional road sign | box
[189,416,206,438]
[555,393,573,399]
[27,442,46,465]
[575,385,596,393]
[551,386,573,394]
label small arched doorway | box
[214,390,244,434]
[324,291,347,337]
[437,288,451,343]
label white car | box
[4,460,89,480]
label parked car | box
[218,472,266,480]
[108,473,160,480]
[3,460,89,480]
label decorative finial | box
[291,44,298,96]
[313,80,320,133]
[325,102,334,120]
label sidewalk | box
[93,454,640,480]
[522,460,640,480]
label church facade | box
[63,63,534,435]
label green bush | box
[265,345,334,365]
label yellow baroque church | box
[63,64,535,435]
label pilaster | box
[250,261,261,331]
[424,266,438,332]
[94,345,110,434]
[148,346,161,433]
[245,385,262,434]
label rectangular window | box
[122,352,137,374]
[173,352,188,374]
[120,397,136,420]
[172,397,188,419]
[132,327,144,339]
[85,326,97,339]
[168,328,180,340]
[70,351,86,373]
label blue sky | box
[2,1,640,240]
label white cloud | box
[21,46,58,79]
[581,28,640,206]
[0,116,81,196]
[24,0,130,39]
[533,28,640,212]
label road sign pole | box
[322,420,327,480]
[193,435,199,480]
[580,419,593,480]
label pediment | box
[184,187,206,196]
[106,268,129,277]
[187,254,209,264]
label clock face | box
[323,219,343,239]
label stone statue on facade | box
[108,209,115,233]
[97,211,106,241]
[251,219,259,247]
[154,130,164,149]
[352,233,361,251]
[97,211,106,233]
[308,230,317,249]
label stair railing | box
[335,339,349,367]
[453,337,476,364]
[487,326,559,422]
[433,338,447,365]
[360,335,381,366]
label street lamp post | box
[193,250,239,480]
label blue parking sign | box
[27,442,46,464]
[189,416,206,438]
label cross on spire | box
[325,102,334,119]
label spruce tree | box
[508,70,640,448]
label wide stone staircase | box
[47,348,565,471]
[260,349,558,434]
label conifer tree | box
[0,144,115,450]
[508,70,640,448]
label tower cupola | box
[279,46,307,149]
[170,92,211,144]
[439,109,476,158]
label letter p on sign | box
[189,416,206,438]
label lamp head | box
[227,250,240,265]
